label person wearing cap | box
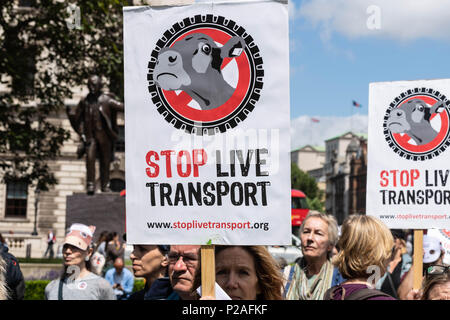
[44,223,116,300]
[128,244,173,300]
[398,234,446,300]
[375,229,412,299]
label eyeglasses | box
[426,265,450,276]
[167,252,198,267]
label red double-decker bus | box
[291,189,309,235]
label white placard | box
[123,1,291,245]
[367,79,450,229]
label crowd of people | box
[0,213,449,300]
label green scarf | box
[284,258,334,300]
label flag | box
[311,118,320,123]
[352,100,362,107]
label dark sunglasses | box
[425,265,450,276]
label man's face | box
[168,245,200,296]
[114,259,124,274]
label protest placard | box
[123,0,291,245]
[367,79,450,230]
[367,79,450,288]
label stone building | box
[348,138,367,216]
[324,132,367,225]
[291,145,326,192]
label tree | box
[291,162,324,212]
[0,0,129,191]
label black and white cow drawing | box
[387,99,445,145]
[153,33,245,110]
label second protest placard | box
[367,79,450,229]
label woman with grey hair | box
[284,212,344,300]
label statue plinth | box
[66,193,126,240]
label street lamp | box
[31,187,40,236]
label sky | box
[288,0,450,150]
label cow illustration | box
[153,33,245,110]
[387,99,446,145]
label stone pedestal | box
[66,193,126,241]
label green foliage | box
[24,280,50,300]
[18,257,63,264]
[306,197,324,213]
[24,278,147,300]
[291,163,321,199]
[0,0,130,190]
[291,163,325,212]
[133,279,145,293]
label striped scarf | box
[284,258,334,300]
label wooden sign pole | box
[413,230,424,290]
[201,245,216,298]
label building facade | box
[324,132,367,225]
[291,145,326,191]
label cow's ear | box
[220,37,245,59]
[431,101,446,114]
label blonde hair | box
[300,212,339,247]
[332,215,393,280]
[0,254,9,300]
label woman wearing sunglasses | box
[422,265,450,300]
[399,235,446,299]
[45,223,116,300]
[405,263,450,300]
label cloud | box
[288,0,298,20]
[297,0,450,42]
[290,114,368,150]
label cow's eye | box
[201,44,211,55]
[417,105,424,112]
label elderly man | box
[105,257,134,300]
[67,75,124,195]
[167,245,201,300]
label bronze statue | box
[67,75,124,195]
